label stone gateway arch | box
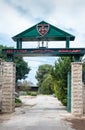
[1,21,85,116]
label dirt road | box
[0,95,75,130]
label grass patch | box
[19,91,27,96]
[27,91,37,96]
[19,91,37,96]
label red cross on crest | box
[36,24,50,36]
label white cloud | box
[1,0,85,45]
[0,0,32,36]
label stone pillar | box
[0,59,3,110]
[71,62,83,116]
[83,84,85,114]
[1,62,16,113]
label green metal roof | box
[12,21,75,41]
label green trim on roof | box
[12,21,75,41]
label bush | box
[27,91,37,96]
[62,98,67,106]
[54,82,67,106]
[30,92,37,96]
[15,97,22,107]
[15,97,22,103]
[27,91,32,95]
[19,91,27,96]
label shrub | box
[19,91,27,96]
[15,97,22,103]
[15,97,22,107]
[30,92,37,96]
[27,91,32,95]
[27,91,37,96]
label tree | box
[51,57,72,105]
[0,45,30,82]
[35,64,53,94]
[39,74,54,94]
[0,45,8,60]
[14,57,30,81]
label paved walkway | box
[0,95,75,130]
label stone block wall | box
[1,62,15,113]
[0,59,3,110]
[71,62,83,116]
[83,84,85,114]
[0,60,84,115]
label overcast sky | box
[0,0,85,84]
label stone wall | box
[71,62,83,116]
[0,60,84,115]
[83,84,85,114]
[1,62,15,113]
[0,59,3,110]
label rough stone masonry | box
[1,61,15,113]
[71,62,83,116]
[0,60,85,115]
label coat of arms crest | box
[36,24,50,36]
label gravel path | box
[0,95,75,130]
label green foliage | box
[15,97,22,107]
[27,91,32,95]
[19,91,27,96]
[35,64,54,94]
[0,45,10,60]
[0,45,30,82]
[14,57,30,81]
[35,64,53,87]
[30,92,37,96]
[82,59,85,84]
[51,57,72,106]
[19,91,37,96]
[15,97,22,103]
[39,74,54,94]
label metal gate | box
[67,72,71,112]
